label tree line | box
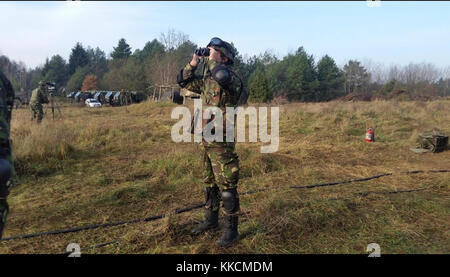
[1,29,449,102]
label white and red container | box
[365,128,374,142]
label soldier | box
[119,89,130,106]
[0,69,15,239]
[30,81,49,123]
[177,37,243,247]
[126,91,132,105]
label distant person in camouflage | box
[119,90,132,106]
[0,69,15,239]
[30,81,49,123]
[177,37,243,247]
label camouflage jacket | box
[0,69,14,173]
[30,87,49,105]
[181,58,243,108]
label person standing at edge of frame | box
[0,69,15,239]
[177,37,244,247]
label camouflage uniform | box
[183,60,242,194]
[30,81,49,123]
[177,38,243,247]
[119,90,132,106]
[0,69,15,239]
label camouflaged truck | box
[66,91,77,103]
[14,88,31,107]
[130,91,147,103]
[103,91,116,105]
[93,91,108,104]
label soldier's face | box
[208,47,227,64]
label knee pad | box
[221,188,239,214]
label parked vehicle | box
[131,91,148,103]
[104,91,115,105]
[66,91,76,98]
[85,98,102,107]
[93,91,107,103]
[111,91,121,106]
[74,92,82,102]
[80,92,93,103]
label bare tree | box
[362,58,386,84]
[159,28,189,52]
[145,54,178,86]
[444,66,450,79]
[387,64,401,82]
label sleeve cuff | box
[186,63,197,71]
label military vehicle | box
[66,91,77,103]
[14,89,30,107]
[79,92,93,103]
[131,91,148,103]
[74,92,82,102]
[104,91,115,105]
[111,91,121,106]
[93,91,107,103]
[66,91,77,98]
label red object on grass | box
[365,128,374,142]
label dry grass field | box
[0,99,449,254]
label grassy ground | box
[0,99,448,254]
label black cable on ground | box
[1,203,205,241]
[1,169,448,242]
[289,173,393,189]
[65,188,431,253]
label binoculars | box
[194,47,210,57]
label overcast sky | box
[1,1,450,69]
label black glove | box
[177,69,189,88]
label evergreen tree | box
[41,55,68,89]
[86,47,108,78]
[66,66,90,92]
[317,55,344,101]
[343,60,370,95]
[174,40,197,68]
[111,38,132,60]
[283,47,318,101]
[102,57,146,91]
[68,42,89,75]
[248,68,272,103]
[135,39,165,60]
[379,79,397,95]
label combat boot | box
[191,186,220,235]
[0,199,8,240]
[216,187,239,247]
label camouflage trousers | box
[201,140,239,211]
[30,102,44,122]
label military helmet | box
[38,81,44,86]
[207,37,235,65]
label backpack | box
[232,72,248,106]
